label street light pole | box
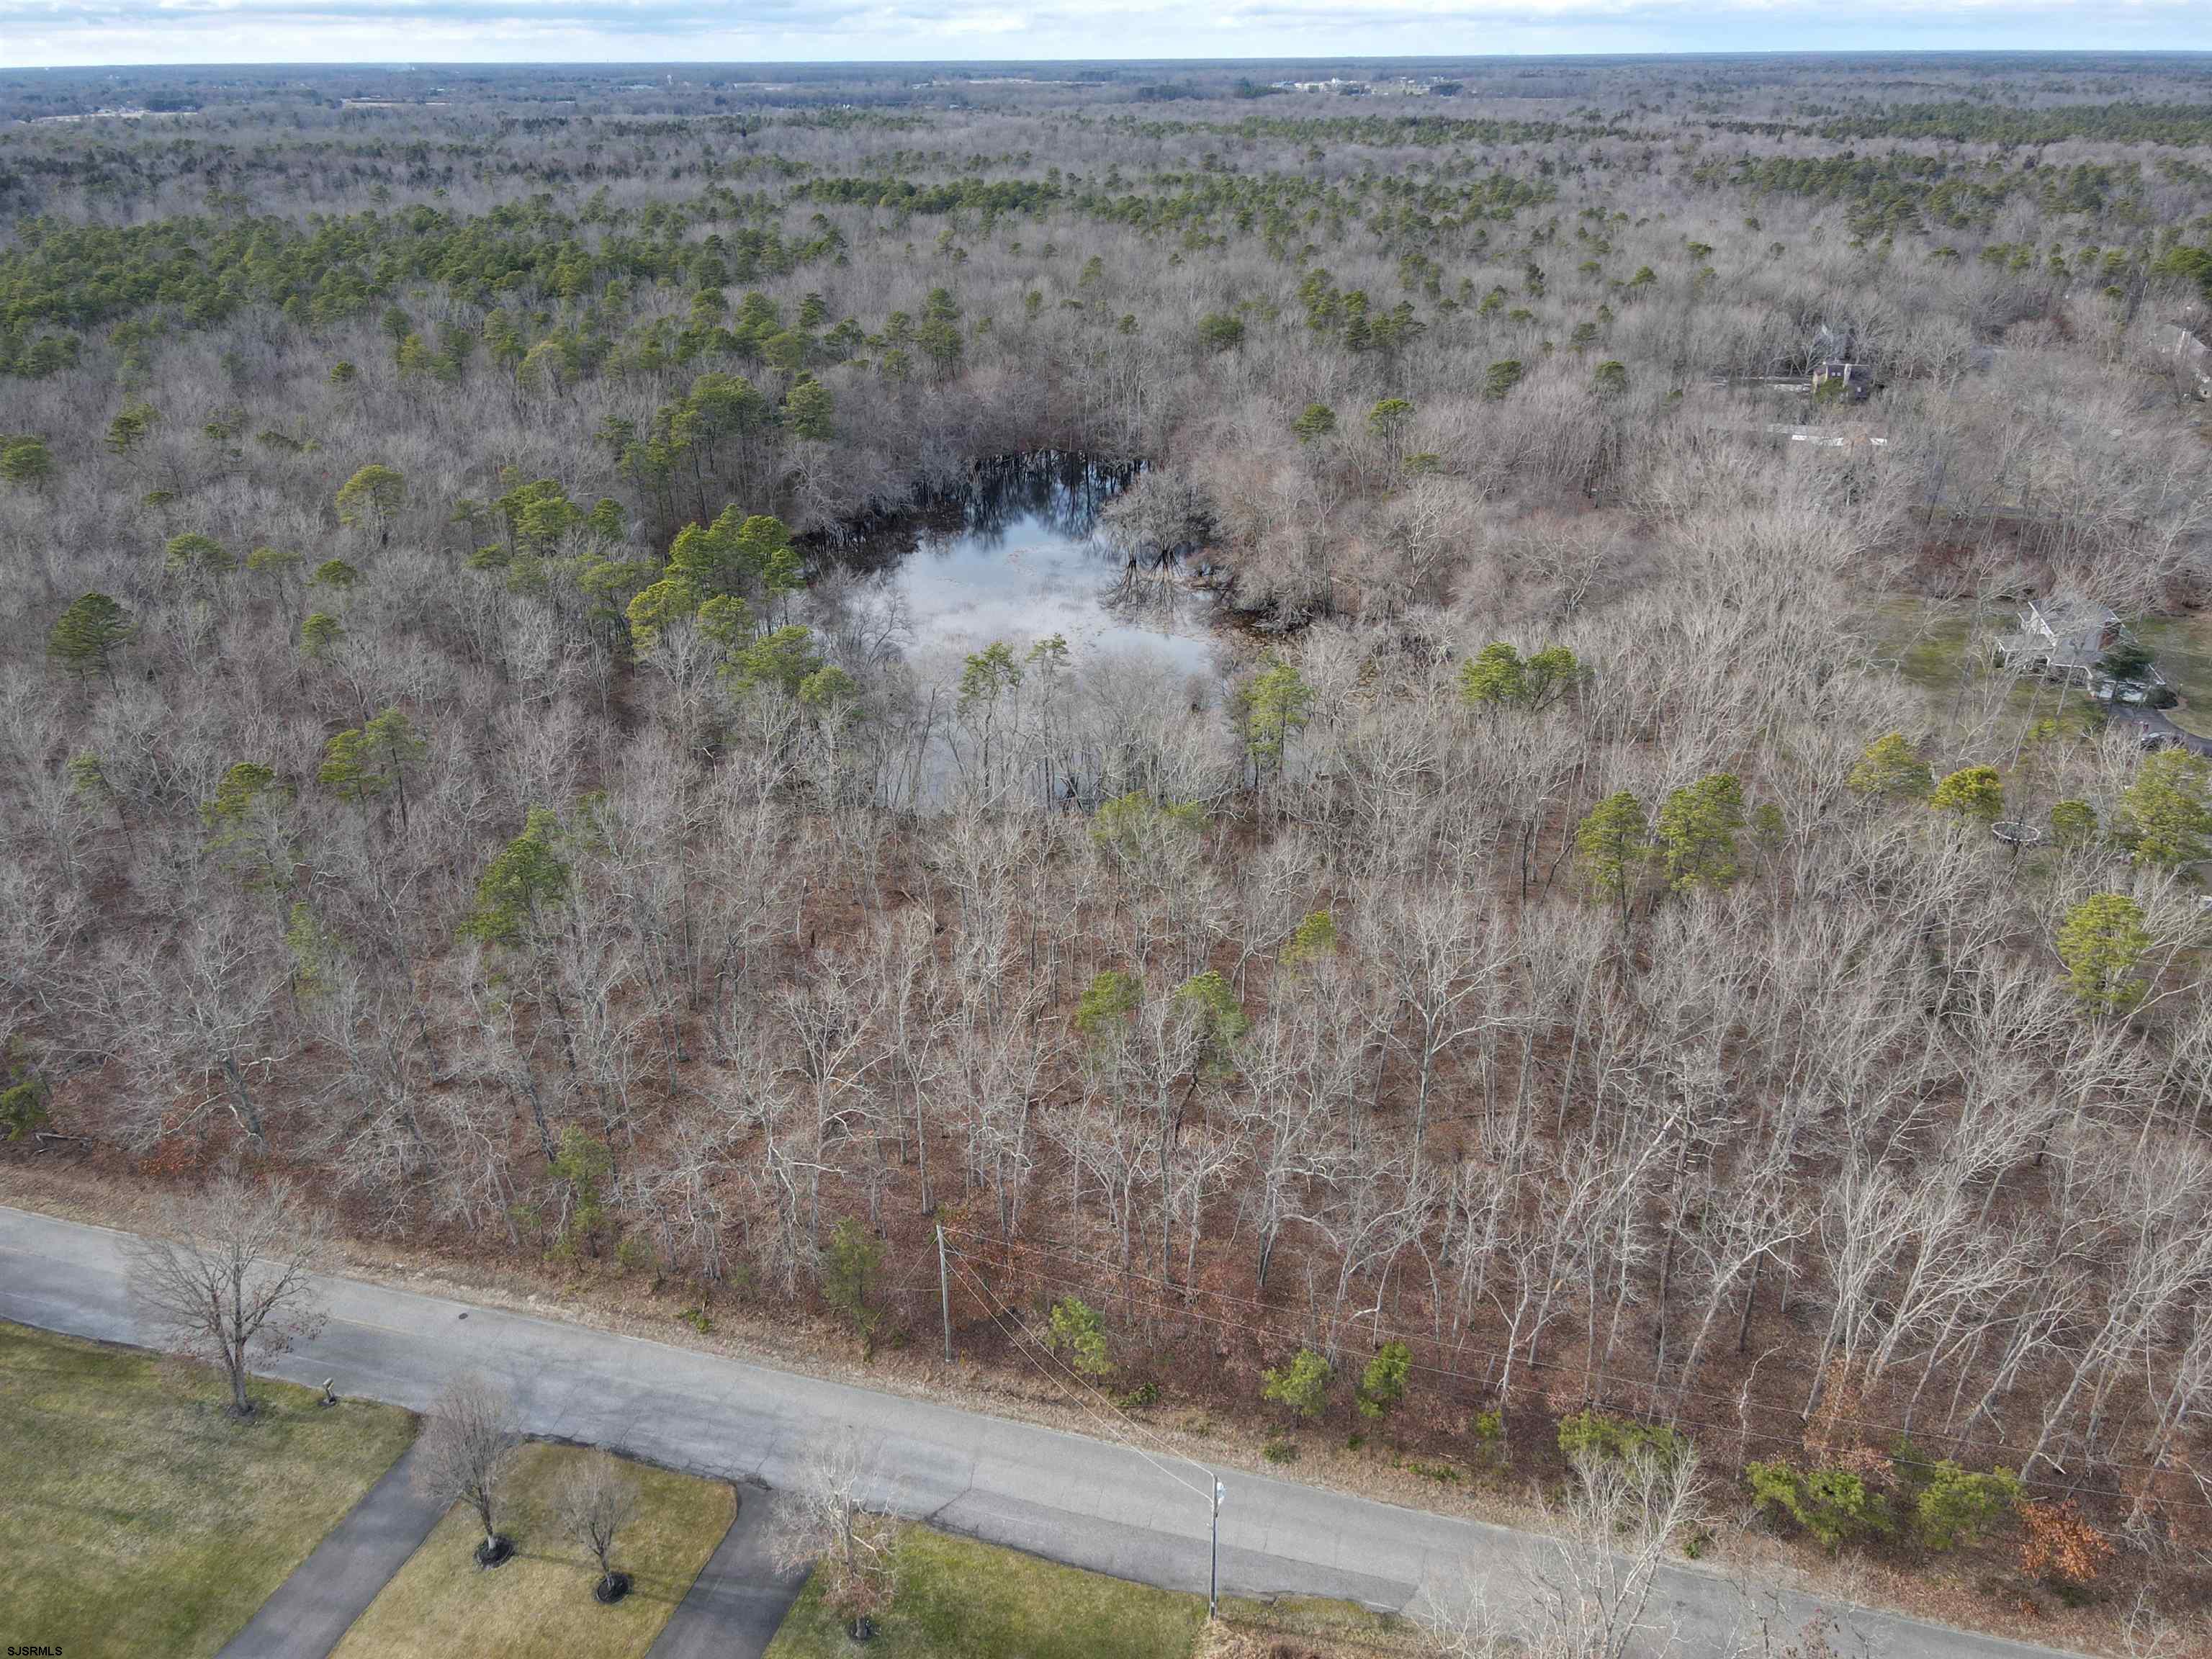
[1208,1476,1226,1619]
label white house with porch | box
[2003,597,2166,703]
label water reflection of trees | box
[958,451,1130,544]
[806,567,914,673]
[1096,464,1215,562]
[818,451,1135,575]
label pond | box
[814,452,1220,685]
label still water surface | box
[822,454,1218,681]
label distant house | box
[2164,325,2211,400]
[1812,360,1872,402]
[1759,422,1889,449]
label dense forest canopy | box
[5,53,2212,1637]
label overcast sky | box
[0,0,2203,72]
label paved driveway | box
[2108,703,2212,755]
[216,1442,446,1659]
[648,1488,808,1659]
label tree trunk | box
[1735,1254,1760,1356]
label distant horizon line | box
[12,48,2212,73]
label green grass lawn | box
[1871,594,1977,695]
[1870,595,2109,741]
[2136,612,2212,737]
[765,1526,1414,1659]
[765,1527,1205,1659]
[1879,599,2212,739]
[0,1319,418,1659]
[330,1440,734,1659]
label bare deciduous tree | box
[415,1372,524,1565]
[126,1161,327,1418]
[12,63,2212,1640]
[771,1434,903,1638]
[557,1450,640,1601]
[1420,1446,1707,1659]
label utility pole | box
[935,1223,953,1365]
[1208,1476,1226,1619]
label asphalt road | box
[0,1205,2082,1659]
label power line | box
[941,1236,1213,1501]
[944,1228,2212,1514]
[962,1239,2210,1514]
[946,1246,1213,1502]
[968,1241,1813,1449]
[946,1222,2199,1474]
